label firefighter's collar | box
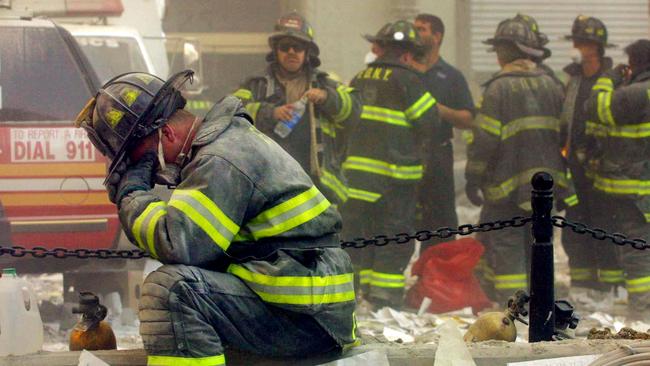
[192,96,243,147]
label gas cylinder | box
[69,292,117,351]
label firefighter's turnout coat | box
[119,97,357,363]
[233,66,358,205]
[467,59,575,210]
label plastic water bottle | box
[0,268,43,356]
[274,97,308,138]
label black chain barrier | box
[0,214,645,259]
[552,215,650,250]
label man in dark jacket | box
[467,17,575,303]
[561,15,622,309]
[75,70,357,365]
[585,39,650,315]
[233,12,358,205]
[343,21,441,308]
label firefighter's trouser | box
[342,184,416,307]
[590,197,650,310]
[478,203,530,304]
[562,187,622,290]
[140,265,339,366]
[418,141,459,251]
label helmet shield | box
[484,18,545,58]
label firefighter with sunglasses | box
[233,12,358,206]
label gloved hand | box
[106,160,128,204]
[603,64,630,88]
[465,182,484,207]
[114,152,157,207]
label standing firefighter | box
[343,20,441,308]
[233,12,358,205]
[466,17,575,303]
[585,39,650,315]
[561,16,623,308]
[75,70,357,365]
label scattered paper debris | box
[434,320,476,366]
[317,350,390,366]
[78,350,110,366]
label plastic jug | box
[0,268,43,356]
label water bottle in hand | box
[274,97,307,138]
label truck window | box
[75,36,148,84]
[0,26,93,122]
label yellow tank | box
[463,311,517,342]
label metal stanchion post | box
[529,172,555,342]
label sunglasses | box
[276,40,307,53]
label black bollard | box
[529,172,555,342]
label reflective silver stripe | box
[132,202,167,258]
[169,190,239,251]
[228,264,355,305]
[501,116,560,140]
[242,186,331,239]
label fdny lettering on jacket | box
[356,66,393,81]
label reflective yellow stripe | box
[361,105,410,127]
[348,187,381,202]
[564,194,579,207]
[169,190,240,251]
[597,92,615,125]
[148,354,225,366]
[501,116,560,140]
[593,176,650,195]
[245,102,261,120]
[627,276,650,293]
[485,168,570,202]
[585,121,608,137]
[233,88,253,100]
[343,156,423,180]
[645,213,650,223]
[593,77,613,92]
[570,268,593,281]
[608,122,650,138]
[321,169,348,202]
[404,92,436,120]
[359,269,372,285]
[132,202,167,259]
[476,114,502,136]
[228,264,355,305]
[494,273,527,289]
[333,85,353,123]
[599,269,624,283]
[244,186,331,239]
[321,120,336,137]
[370,271,405,288]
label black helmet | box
[364,20,422,50]
[513,13,551,59]
[363,22,393,43]
[484,18,545,58]
[75,70,194,182]
[267,12,320,67]
[565,15,616,48]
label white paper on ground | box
[383,326,415,343]
[317,350,390,366]
[78,350,110,366]
[434,320,477,366]
[507,354,600,366]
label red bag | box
[406,238,492,314]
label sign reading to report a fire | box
[10,128,95,162]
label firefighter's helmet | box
[364,20,423,50]
[74,70,194,181]
[363,22,394,43]
[483,17,545,58]
[565,15,616,48]
[267,12,320,67]
[513,13,551,59]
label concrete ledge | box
[0,339,641,366]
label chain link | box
[552,216,650,250]
[339,216,533,249]
[4,215,645,259]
